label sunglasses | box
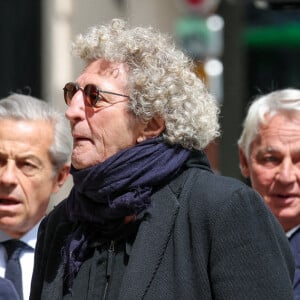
[63,82,130,108]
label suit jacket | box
[0,277,20,300]
[30,153,294,300]
[289,227,300,299]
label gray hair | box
[72,18,220,150]
[0,93,72,171]
[238,88,300,159]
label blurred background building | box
[0,0,300,203]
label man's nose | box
[0,160,18,186]
[65,90,85,122]
[276,159,298,185]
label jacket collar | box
[119,150,211,299]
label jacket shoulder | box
[178,167,259,205]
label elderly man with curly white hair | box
[30,19,294,300]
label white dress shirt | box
[286,225,300,239]
[0,223,40,300]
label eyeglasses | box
[63,82,130,108]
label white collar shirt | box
[286,224,300,239]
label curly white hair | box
[72,19,220,150]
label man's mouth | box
[75,137,90,142]
[0,198,20,205]
[274,193,298,199]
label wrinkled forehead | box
[80,59,129,90]
[86,59,129,79]
[255,113,300,143]
[263,111,300,127]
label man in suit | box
[0,94,71,300]
[238,88,300,299]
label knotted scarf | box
[62,137,190,294]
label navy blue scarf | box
[62,137,190,294]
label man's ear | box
[52,164,70,194]
[238,148,250,178]
[136,116,165,143]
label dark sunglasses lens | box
[84,84,100,107]
[63,82,78,105]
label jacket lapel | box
[41,221,75,300]
[119,184,179,300]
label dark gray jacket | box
[30,153,294,300]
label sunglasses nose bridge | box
[65,89,87,121]
[78,86,85,97]
[67,86,86,108]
